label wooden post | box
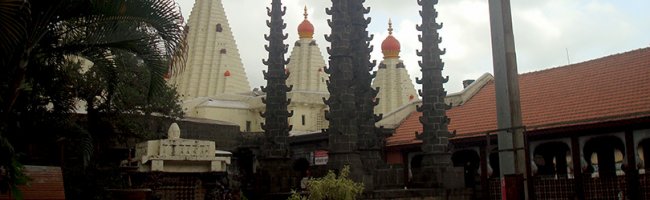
[480,143,490,199]
[523,130,535,200]
[625,130,640,199]
[570,137,585,199]
[403,150,410,188]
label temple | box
[154,1,650,199]
[6,1,648,200]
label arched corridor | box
[584,136,625,177]
[533,141,570,177]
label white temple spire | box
[373,19,418,115]
[171,0,251,99]
[286,6,328,92]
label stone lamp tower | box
[324,0,365,181]
[412,0,463,188]
[324,0,381,188]
[258,0,294,195]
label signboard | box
[313,150,328,165]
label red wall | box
[386,151,404,164]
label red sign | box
[314,150,328,165]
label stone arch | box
[292,157,311,176]
[233,148,256,198]
[411,154,424,169]
[407,153,424,182]
[638,138,650,171]
[533,141,570,177]
[452,149,480,187]
[583,136,625,177]
[234,148,256,176]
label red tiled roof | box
[0,166,65,200]
[387,47,650,146]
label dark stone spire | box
[412,0,462,188]
[258,0,294,194]
[323,0,364,181]
[348,0,383,189]
[260,0,292,159]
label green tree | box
[0,0,187,196]
[288,166,365,200]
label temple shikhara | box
[170,0,251,97]
[373,19,418,116]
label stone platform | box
[364,188,474,200]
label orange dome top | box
[298,6,314,39]
[381,19,400,58]
[224,70,231,77]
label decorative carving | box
[396,62,405,68]
[167,123,181,139]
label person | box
[300,170,311,190]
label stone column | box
[488,0,528,198]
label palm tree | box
[0,0,187,195]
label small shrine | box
[133,123,231,173]
[111,123,236,200]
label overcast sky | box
[175,0,650,93]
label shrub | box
[288,165,364,200]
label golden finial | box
[304,5,308,20]
[388,18,393,35]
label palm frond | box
[90,0,187,73]
[0,0,29,66]
[52,0,187,101]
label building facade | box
[383,47,650,199]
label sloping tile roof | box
[0,166,65,200]
[387,47,650,146]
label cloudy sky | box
[175,0,649,93]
